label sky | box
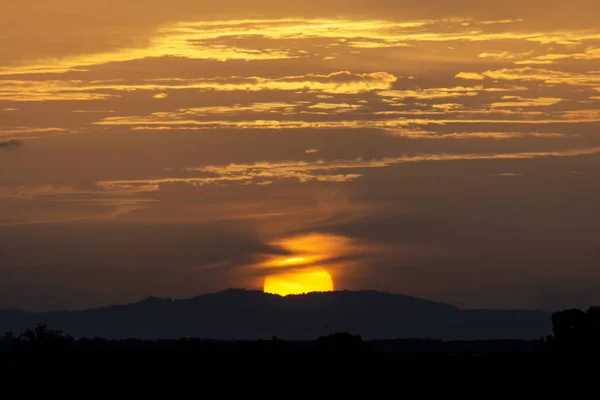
[2,0,600,311]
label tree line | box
[1,307,599,355]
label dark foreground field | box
[1,306,598,363]
[0,327,595,360]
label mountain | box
[0,289,552,340]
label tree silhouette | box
[13,324,74,352]
[552,308,588,342]
[549,307,600,353]
[587,306,600,335]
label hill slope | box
[0,289,552,340]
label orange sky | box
[1,0,600,311]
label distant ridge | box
[0,289,551,340]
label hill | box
[0,289,552,340]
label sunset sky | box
[2,0,600,311]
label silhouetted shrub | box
[12,324,74,352]
[548,306,600,353]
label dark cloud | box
[0,222,275,311]
[0,139,24,150]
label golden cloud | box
[0,71,397,102]
[0,127,69,137]
[3,16,600,77]
[455,72,486,80]
[387,130,570,140]
[95,146,600,194]
[457,67,600,86]
[378,86,482,100]
[490,96,563,108]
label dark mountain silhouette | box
[0,289,552,340]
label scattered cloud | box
[72,110,115,113]
[306,102,362,112]
[94,146,600,193]
[379,86,483,100]
[478,51,520,60]
[490,96,563,108]
[387,130,570,140]
[489,172,524,177]
[0,139,24,150]
[455,72,485,80]
[0,127,68,137]
[0,71,397,103]
[457,67,600,86]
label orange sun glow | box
[264,266,334,296]
[262,233,348,296]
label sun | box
[264,266,334,296]
[261,233,347,296]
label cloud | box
[478,52,520,60]
[0,184,160,226]
[0,221,270,310]
[0,139,24,150]
[431,103,464,111]
[475,49,600,65]
[180,102,296,115]
[0,198,155,227]
[3,12,599,77]
[456,67,600,86]
[387,130,570,140]
[0,127,68,138]
[455,72,485,80]
[307,103,362,111]
[516,47,600,64]
[153,70,399,94]
[560,109,600,121]
[490,96,563,108]
[379,86,483,100]
[0,71,397,102]
[94,146,600,193]
[489,172,523,177]
[0,80,120,101]
[72,110,115,114]
[103,114,600,131]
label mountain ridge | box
[0,289,552,341]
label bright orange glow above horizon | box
[264,266,334,296]
[261,233,351,295]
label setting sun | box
[260,233,348,296]
[264,267,334,296]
